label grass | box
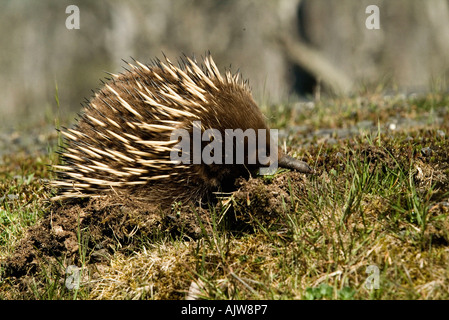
[0,155,52,254]
[1,91,449,299]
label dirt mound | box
[3,171,307,278]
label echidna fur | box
[52,53,312,207]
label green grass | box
[0,155,51,253]
[1,91,449,299]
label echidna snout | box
[278,154,313,174]
[52,53,312,207]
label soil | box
[3,171,308,278]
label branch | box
[277,34,354,95]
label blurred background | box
[1,0,449,132]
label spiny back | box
[52,53,272,207]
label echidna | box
[52,53,312,208]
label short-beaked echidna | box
[52,53,312,207]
